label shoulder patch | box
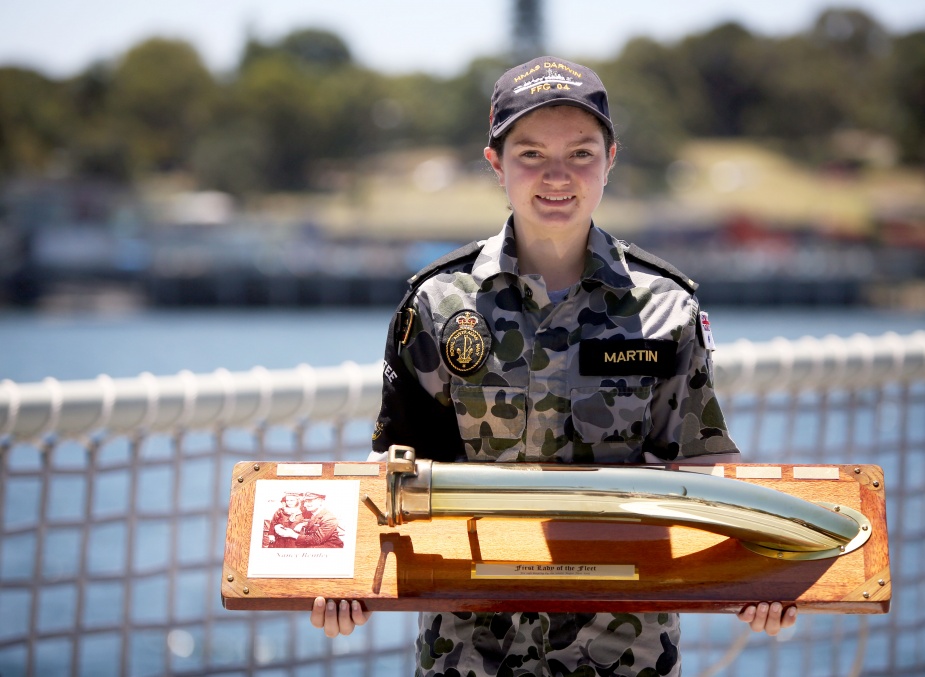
[624,243,698,293]
[698,310,716,350]
[391,240,484,350]
[406,241,483,287]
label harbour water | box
[1,306,923,383]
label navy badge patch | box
[441,310,492,376]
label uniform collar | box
[471,216,634,290]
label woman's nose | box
[543,159,569,184]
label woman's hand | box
[310,597,373,637]
[737,602,797,636]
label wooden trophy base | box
[221,462,890,614]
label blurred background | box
[1,4,924,676]
[1,0,924,314]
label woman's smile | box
[485,105,615,239]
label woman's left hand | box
[310,598,373,637]
[737,602,797,636]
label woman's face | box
[485,105,615,240]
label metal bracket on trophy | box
[222,445,891,614]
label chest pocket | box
[569,380,654,460]
[451,384,526,460]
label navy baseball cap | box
[488,56,614,140]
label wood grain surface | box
[221,463,890,615]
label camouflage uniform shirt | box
[373,218,739,676]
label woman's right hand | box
[310,597,373,637]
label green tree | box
[3,10,923,189]
[891,31,925,162]
[233,48,382,189]
[109,38,218,173]
[0,67,72,177]
[230,28,385,190]
[447,58,510,152]
[735,9,897,162]
[676,22,771,137]
[240,28,352,71]
[280,28,352,67]
[811,8,892,63]
[593,39,698,170]
[810,9,896,133]
[65,62,131,180]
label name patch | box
[579,339,677,378]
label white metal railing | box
[714,332,925,393]
[3,332,923,442]
[1,331,924,677]
[0,362,382,442]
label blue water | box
[1,306,922,382]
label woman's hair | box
[488,106,617,159]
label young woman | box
[311,56,796,675]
